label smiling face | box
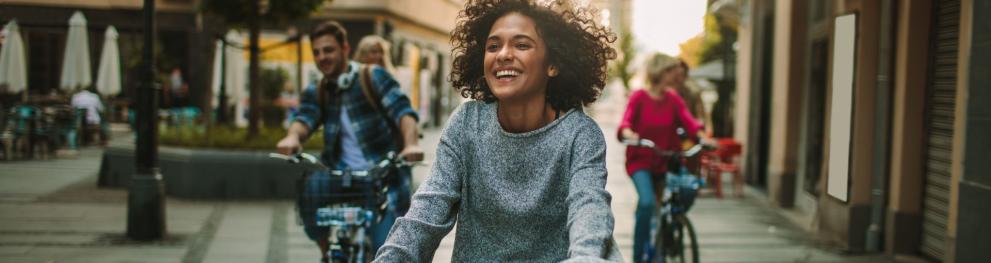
[312,35,349,77]
[483,12,557,103]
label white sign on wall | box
[827,13,858,202]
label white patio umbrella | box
[60,11,92,92]
[211,30,246,108]
[95,26,120,96]
[0,20,27,94]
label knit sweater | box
[374,101,621,262]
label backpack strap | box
[358,65,405,150]
[317,77,327,128]
[316,77,337,141]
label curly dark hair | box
[450,0,617,111]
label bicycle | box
[623,139,710,263]
[270,151,415,263]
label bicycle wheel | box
[673,214,699,263]
[350,232,374,263]
[651,214,668,263]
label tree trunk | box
[247,0,261,138]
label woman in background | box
[671,59,706,128]
[618,52,703,263]
[354,35,397,75]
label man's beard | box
[323,59,348,78]
[319,59,350,90]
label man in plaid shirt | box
[276,21,423,263]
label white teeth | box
[496,70,519,78]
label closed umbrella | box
[0,20,27,94]
[211,30,246,108]
[95,26,120,96]
[60,11,92,92]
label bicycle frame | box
[624,139,707,263]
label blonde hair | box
[644,52,680,85]
[354,35,396,75]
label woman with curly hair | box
[374,0,621,261]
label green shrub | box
[160,125,324,151]
[260,67,288,101]
[259,67,290,127]
[260,102,286,128]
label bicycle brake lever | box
[298,153,320,164]
[269,153,294,163]
[638,139,656,148]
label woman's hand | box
[698,136,719,150]
[621,128,640,141]
[399,144,425,162]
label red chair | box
[703,138,743,198]
[700,151,722,198]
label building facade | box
[734,0,990,262]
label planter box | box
[98,144,316,199]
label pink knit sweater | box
[617,89,702,175]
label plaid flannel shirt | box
[294,61,418,168]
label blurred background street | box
[0,86,886,262]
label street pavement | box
[0,86,890,262]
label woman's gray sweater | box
[374,101,621,262]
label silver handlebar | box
[269,152,325,167]
[269,152,427,177]
[621,138,706,158]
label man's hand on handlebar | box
[278,122,310,155]
[276,135,303,155]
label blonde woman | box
[619,52,703,262]
[354,35,397,75]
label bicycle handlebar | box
[621,138,711,158]
[268,152,425,177]
[269,152,326,168]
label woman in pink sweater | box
[618,53,702,262]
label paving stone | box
[202,203,274,263]
[0,233,99,245]
[0,246,32,255]
[24,246,185,262]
